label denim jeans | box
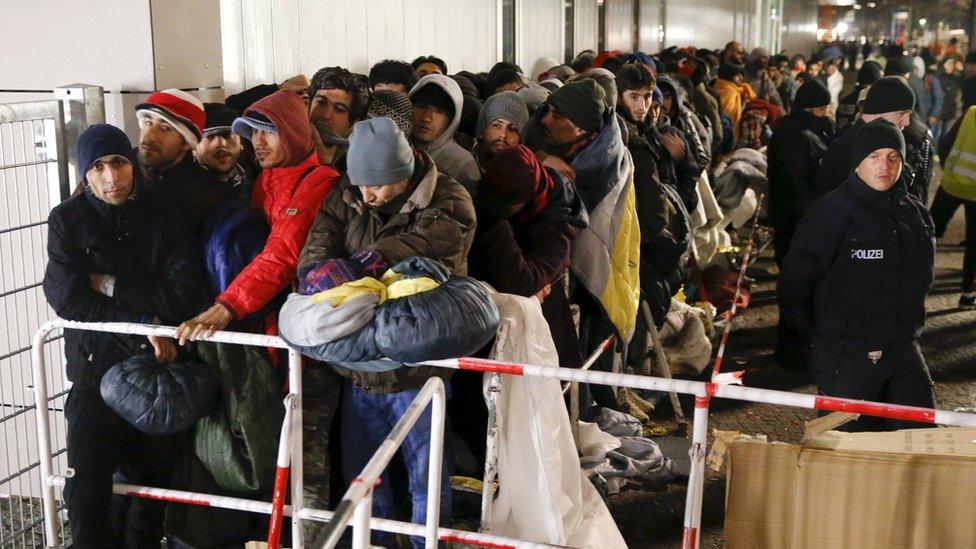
[340,380,453,548]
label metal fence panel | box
[0,101,71,548]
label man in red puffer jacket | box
[176,90,339,341]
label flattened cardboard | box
[724,429,976,548]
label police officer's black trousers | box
[812,338,936,432]
[65,382,175,548]
[930,186,976,292]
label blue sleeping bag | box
[279,256,499,369]
[201,200,269,294]
[100,355,220,435]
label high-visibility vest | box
[942,106,976,201]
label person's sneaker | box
[959,293,976,308]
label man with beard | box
[308,67,371,168]
[136,89,229,228]
[722,41,746,66]
[194,102,257,201]
[744,47,783,108]
[44,124,207,548]
[614,63,688,329]
[472,91,529,173]
[767,79,835,371]
[522,78,641,415]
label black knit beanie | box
[851,119,906,169]
[546,78,605,133]
[793,79,831,109]
[856,61,883,86]
[863,76,915,114]
[411,83,456,120]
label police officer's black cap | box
[851,119,906,169]
[863,76,915,114]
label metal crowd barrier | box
[31,319,976,549]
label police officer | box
[780,119,937,432]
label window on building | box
[503,0,517,64]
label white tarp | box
[484,290,626,547]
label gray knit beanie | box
[518,82,552,113]
[347,117,415,187]
[476,91,530,138]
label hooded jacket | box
[780,174,934,346]
[43,180,209,384]
[657,76,711,172]
[216,91,340,320]
[409,75,481,193]
[297,152,476,391]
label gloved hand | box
[299,251,389,295]
[299,257,363,295]
[474,190,514,230]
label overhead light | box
[853,4,862,9]
[867,2,876,7]
[836,22,849,35]
[919,18,927,26]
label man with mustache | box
[308,66,371,168]
[177,89,338,342]
[194,102,256,201]
[472,90,529,173]
[780,119,936,432]
[44,124,208,547]
[136,89,229,227]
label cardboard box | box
[724,428,976,548]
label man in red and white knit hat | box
[135,88,230,227]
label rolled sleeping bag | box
[280,256,499,368]
[375,256,499,363]
[100,354,220,436]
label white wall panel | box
[604,0,634,52]
[574,0,599,58]
[224,0,498,93]
[0,0,155,91]
[665,0,739,50]
[780,0,818,57]
[518,0,563,72]
[637,0,663,53]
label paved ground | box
[609,173,976,547]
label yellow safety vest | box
[942,106,976,201]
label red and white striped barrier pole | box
[681,385,715,549]
[267,394,297,549]
[317,377,447,549]
[710,194,764,381]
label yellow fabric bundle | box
[309,270,441,307]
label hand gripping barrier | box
[32,319,976,548]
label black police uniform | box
[779,173,937,431]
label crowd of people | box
[43,37,974,548]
